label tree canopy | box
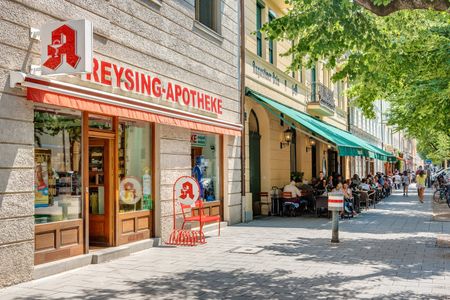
[261,0,450,161]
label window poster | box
[35,149,52,207]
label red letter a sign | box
[43,25,80,70]
[41,19,93,75]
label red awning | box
[24,76,242,136]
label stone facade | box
[0,0,241,287]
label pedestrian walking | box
[394,172,402,190]
[402,171,410,196]
[416,170,427,203]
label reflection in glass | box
[118,121,152,212]
[191,133,220,201]
[34,111,82,224]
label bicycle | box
[433,184,450,206]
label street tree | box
[261,0,450,161]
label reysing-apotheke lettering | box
[83,58,223,115]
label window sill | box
[140,0,162,9]
[193,20,224,45]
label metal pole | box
[331,210,339,243]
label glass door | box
[88,138,111,246]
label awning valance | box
[19,74,242,136]
[246,88,397,162]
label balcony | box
[307,82,335,116]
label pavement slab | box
[1,186,450,299]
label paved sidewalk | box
[1,186,450,299]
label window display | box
[34,110,82,224]
[191,133,220,201]
[118,120,152,212]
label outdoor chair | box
[181,200,220,237]
[315,195,330,218]
[281,192,297,217]
[352,192,361,213]
[368,190,376,207]
[357,190,369,210]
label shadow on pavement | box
[12,268,448,300]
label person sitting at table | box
[343,182,357,216]
[283,178,307,215]
[314,171,327,194]
[298,182,315,213]
[326,175,334,191]
[333,174,343,187]
[332,183,354,218]
[359,178,371,191]
[351,174,361,188]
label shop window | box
[89,114,113,131]
[118,121,152,212]
[34,110,82,224]
[191,133,220,202]
[195,0,220,32]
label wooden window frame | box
[195,0,221,33]
[268,10,276,64]
[256,2,264,57]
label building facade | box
[243,0,351,220]
[349,100,421,176]
[0,0,241,287]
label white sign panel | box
[174,176,200,206]
[40,19,93,75]
[328,193,344,211]
[119,177,143,205]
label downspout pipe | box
[239,0,246,223]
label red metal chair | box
[281,192,295,216]
[180,200,220,237]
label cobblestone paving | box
[2,186,450,299]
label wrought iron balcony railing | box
[308,82,335,111]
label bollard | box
[331,210,339,243]
[328,192,343,244]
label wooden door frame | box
[88,137,114,246]
[82,112,117,252]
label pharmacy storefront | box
[10,20,242,265]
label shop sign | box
[40,19,93,75]
[174,176,200,206]
[119,177,143,205]
[191,133,207,147]
[251,60,299,97]
[82,58,223,116]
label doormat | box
[230,247,264,254]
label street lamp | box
[280,128,294,149]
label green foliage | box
[260,1,450,161]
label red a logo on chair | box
[180,182,194,200]
[43,25,80,70]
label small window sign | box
[191,133,206,147]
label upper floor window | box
[256,2,264,57]
[336,80,344,109]
[268,11,276,64]
[196,0,220,32]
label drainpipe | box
[239,0,246,223]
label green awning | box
[246,88,397,162]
